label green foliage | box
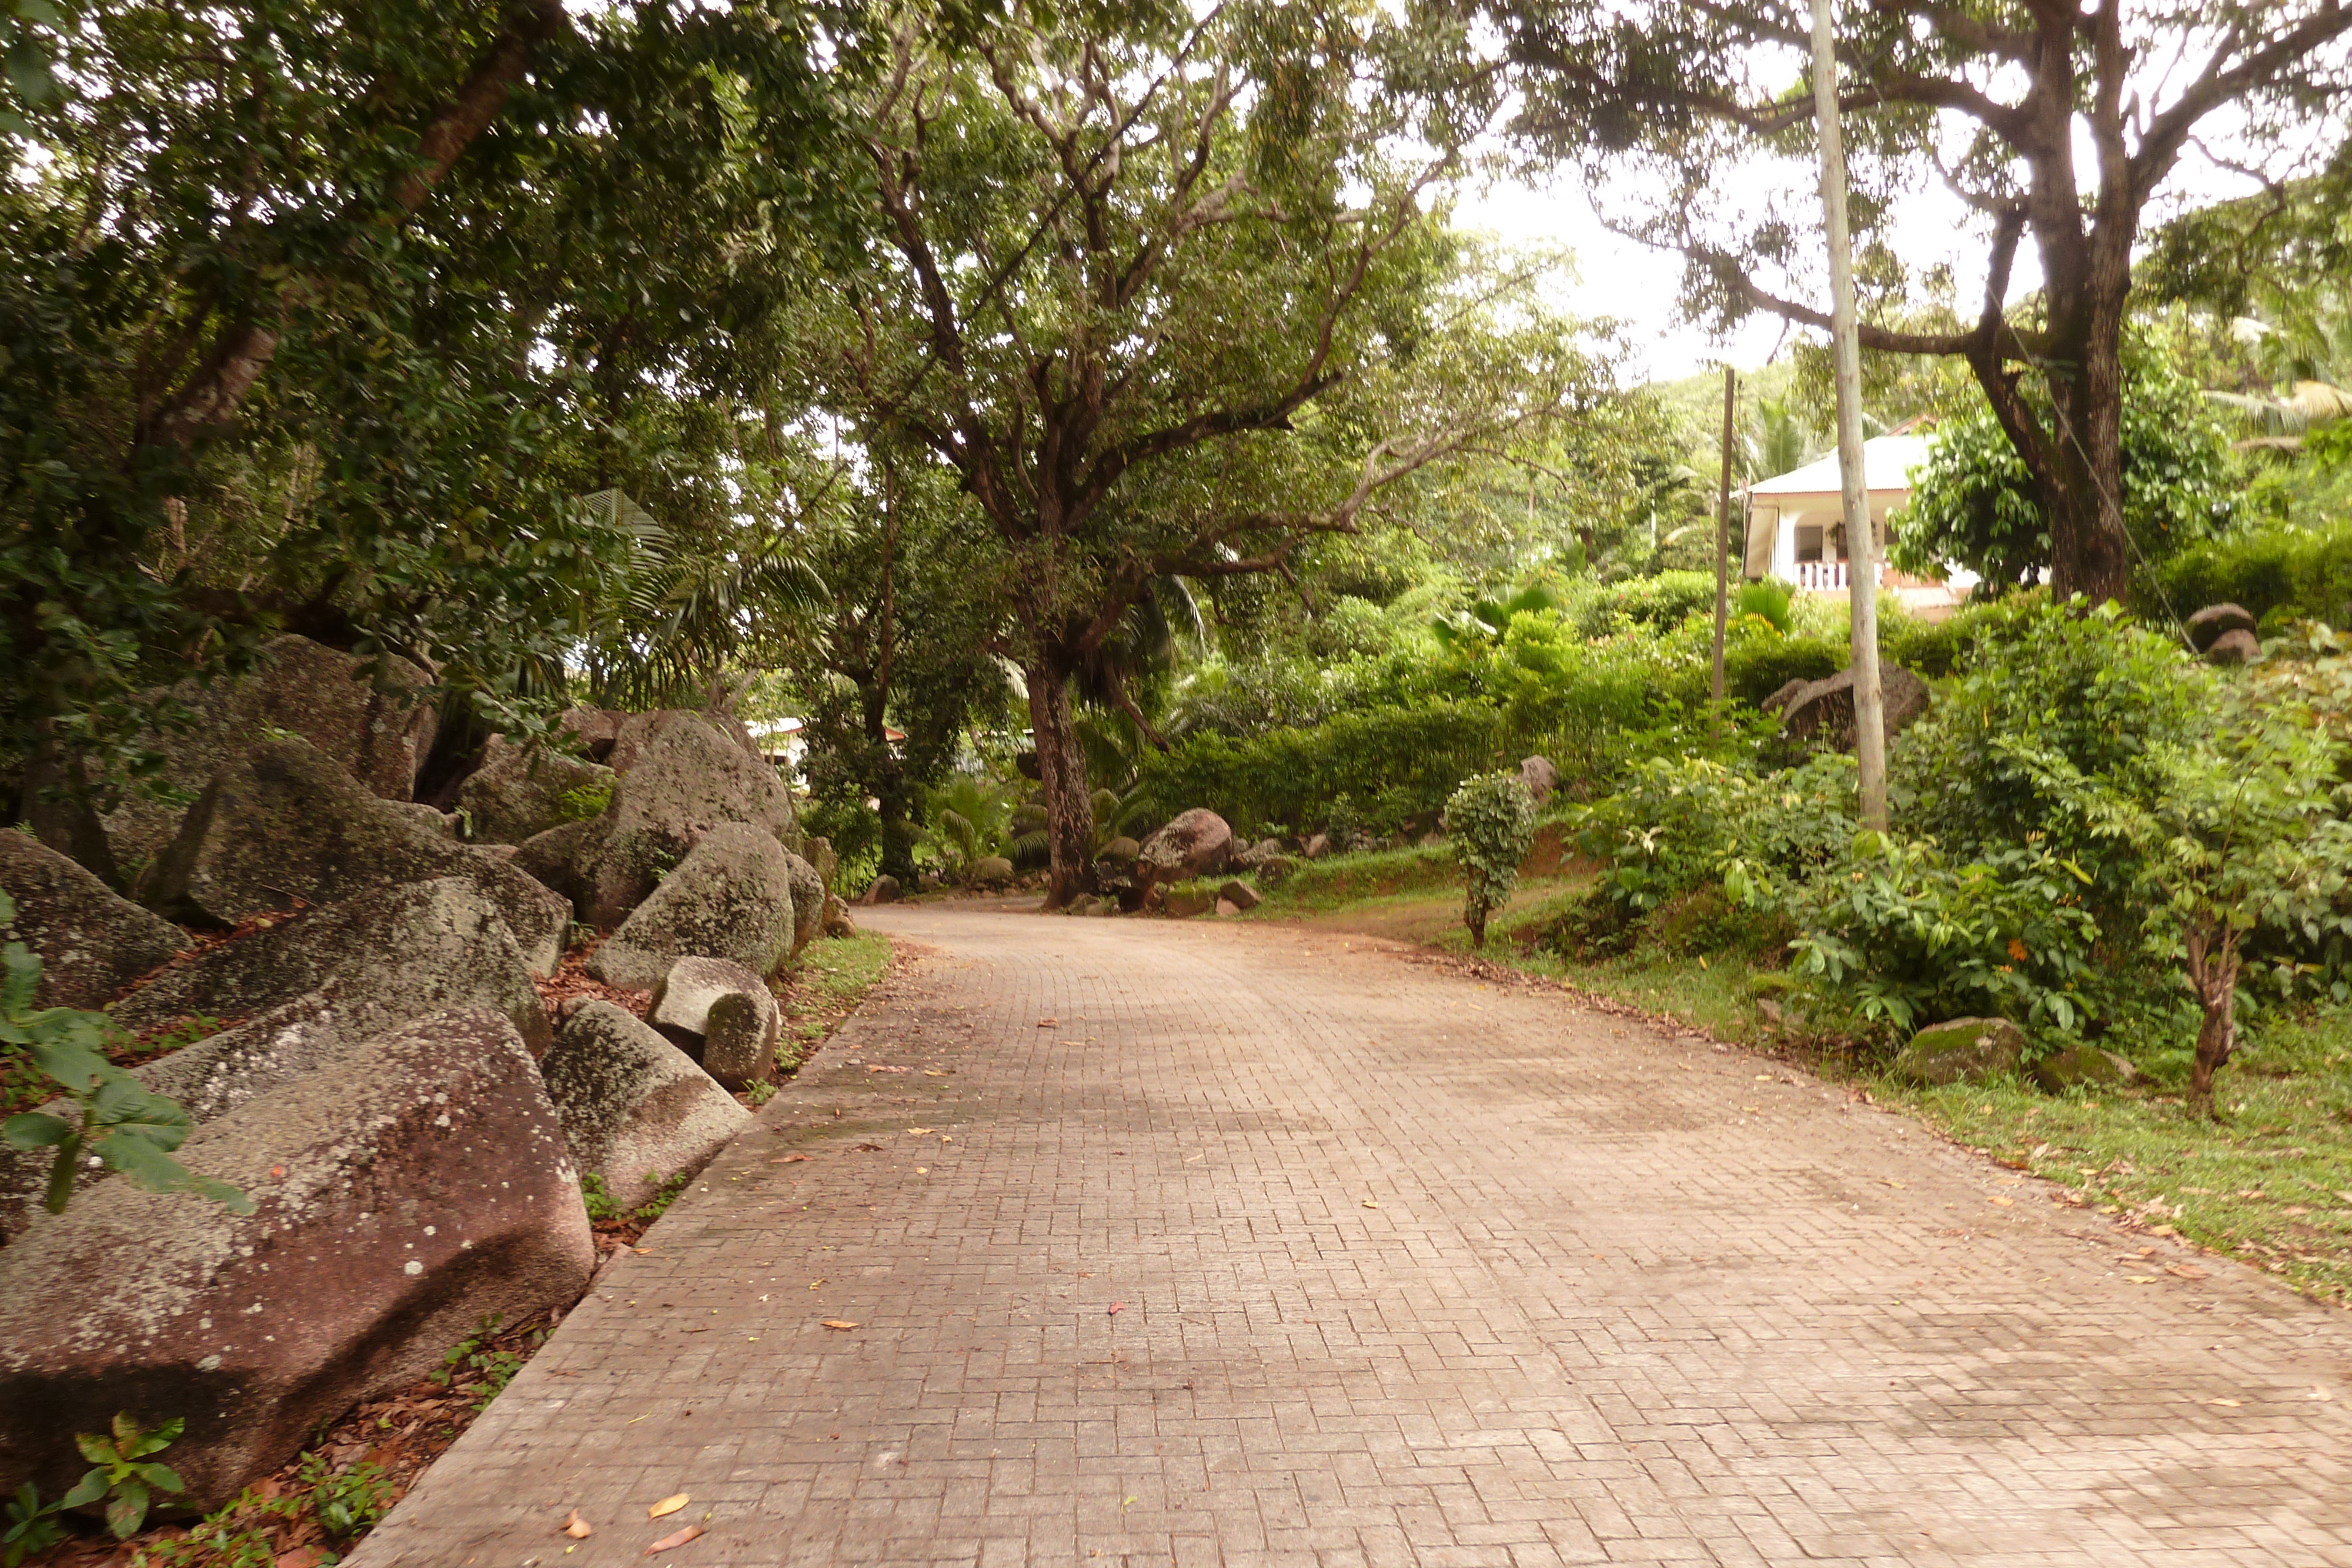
[551,781,614,826]
[1892,601,2207,877]
[922,777,1017,878]
[276,1455,392,1542]
[59,1412,187,1540]
[1572,571,1719,637]
[1721,633,1842,707]
[1763,835,2104,1037]
[1732,577,1795,634]
[429,1313,541,1412]
[0,895,249,1215]
[1137,702,1509,839]
[1894,352,2237,591]
[1578,753,1858,917]
[4,1482,65,1567]
[1445,771,1537,947]
[2144,519,2352,631]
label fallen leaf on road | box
[2127,1275,2159,1283]
[275,1548,326,1568]
[564,1510,594,1539]
[644,1524,705,1554]
[1037,1018,1058,1028]
[907,1128,934,1135]
[1987,1196,2014,1207]
[866,1065,909,1074]
[1362,1199,1379,1209]
[2165,1264,2209,1280]
[648,1494,689,1519]
[822,1319,859,1330]
[1107,1302,1125,1315]
[773,1155,810,1164]
[2209,1398,2241,1407]
[1882,1179,1906,1189]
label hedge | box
[1138,700,1509,838]
[2140,521,2352,631]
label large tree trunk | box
[1025,655,1097,907]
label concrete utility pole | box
[1807,0,1888,828]
[1710,366,1736,706]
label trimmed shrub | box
[1135,700,1509,839]
[1445,770,1536,947]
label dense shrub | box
[1892,600,2207,875]
[1574,753,1859,915]
[1135,700,1509,837]
[1721,633,1843,706]
[1445,771,1536,947]
[2142,519,2352,631]
[1574,570,1718,636]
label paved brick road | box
[350,908,2352,1568]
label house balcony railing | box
[1793,560,1886,593]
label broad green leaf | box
[0,1112,70,1151]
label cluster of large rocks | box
[0,646,842,1516]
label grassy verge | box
[1253,848,2352,1310]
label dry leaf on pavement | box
[649,1493,689,1519]
[1107,1302,1125,1315]
[2165,1263,2209,1280]
[1987,1196,2014,1206]
[644,1523,706,1554]
[564,1509,594,1539]
[1362,1199,1379,1209]
[822,1319,859,1330]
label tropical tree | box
[1476,0,2352,603]
[801,0,1626,901]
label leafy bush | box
[1892,600,2207,877]
[1576,753,1859,917]
[1736,834,2103,1036]
[430,1313,542,1412]
[1722,633,1843,707]
[1445,771,1536,947]
[1575,570,1719,636]
[2143,518,2352,630]
[10,1413,193,1547]
[1136,700,1508,838]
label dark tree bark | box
[1023,650,1098,905]
[2185,922,2241,1121]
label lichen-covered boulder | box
[540,1002,747,1212]
[1138,809,1232,887]
[111,877,552,1055]
[968,855,1015,887]
[1518,755,1561,805]
[571,721,796,927]
[0,994,354,1238]
[782,850,826,958]
[1892,1017,2026,1086]
[511,817,595,908]
[1218,879,1261,912]
[586,824,794,989]
[453,735,615,846]
[1161,884,1217,918]
[37,636,436,885]
[646,955,781,1089]
[821,895,857,939]
[2031,1043,2141,1094]
[0,830,186,1008]
[606,708,763,776]
[554,705,625,763]
[0,1009,593,1513]
[858,873,901,905]
[147,738,569,974]
[801,834,839,893]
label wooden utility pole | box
[1710,365,1736,706]
[1807,0,1888,828]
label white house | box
[1741,431,1976,615]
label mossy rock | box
[1892,1017,2026,1086]
[2030,1043,2141,1094]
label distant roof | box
[1749,434,1934,500]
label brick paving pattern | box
[349,908,2352,1568]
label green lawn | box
[1252,848,2352,1309]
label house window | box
[1794,523,1825,563]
